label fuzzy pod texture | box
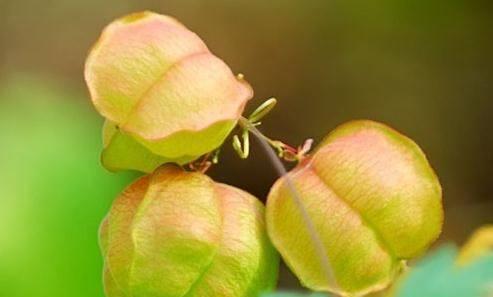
[100,164,279,297]
[266,120,443,297]
[85,11,253,172]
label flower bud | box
[100,164,279,297]
[266,120,443,296]
[85,11,252,171]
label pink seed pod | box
[266,120,443,296]
[100,164,279,297]
[85,12,252,172]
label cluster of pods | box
[85,11,443,297]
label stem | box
[245,121,338,291]
[239,117,298,159]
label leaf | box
[85,11,252,169]
[266,120,443,296]
[389,245,493,297]
[0,76,135,297]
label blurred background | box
[0,0,491,296]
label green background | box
[0,0,491,295]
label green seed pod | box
[101,120,196,173]
[100,164,279,297]
[85,11,252,171]
[266,120,443,296]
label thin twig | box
[244,117,338,290]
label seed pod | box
[101,120,195,173]
[85,11,252,170]
[100,164,279,297]
[266,120,443,296]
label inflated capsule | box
[266,120,443,296]
[85,12,252,172]
[100,164,279,297]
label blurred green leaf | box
[390,246,493,297]
[0,76,135,297]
